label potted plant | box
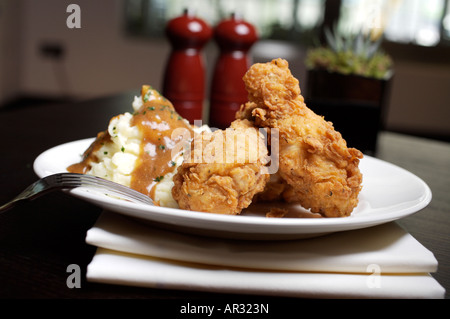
[305,26,393,155]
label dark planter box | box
[305,69,392,155]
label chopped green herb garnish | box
[121,146,125,152]
[154,176,164,182]
[170,161,176,167]
[158,145,165,150]
[143,90,153,102]
[104,151,108,155]
[148,106,155,111]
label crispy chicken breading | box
[237,58,363,217]
[172,119,269,215]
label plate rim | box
[32,138,432,238]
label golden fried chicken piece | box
[237,58,363,217]
[172,119,269,215]
[254,172,287,201]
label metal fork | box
[0,173,153,213]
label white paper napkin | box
[86,211,445,298]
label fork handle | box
[0,200,17,213]
[0,178,58,213]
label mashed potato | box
[81,94,207,208]
[88,112,141,187]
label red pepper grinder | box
[209,13,258,129]
[163,9,212,124]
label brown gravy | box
[67,85,193,204]
[130,86,193,200]
[67,130,111,174]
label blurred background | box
[1,0,449,141]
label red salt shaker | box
[163,10,212,124]
[209,13,258,129]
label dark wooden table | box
[0,92,448,302]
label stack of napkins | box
[85,211,445,298]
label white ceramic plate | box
[33,138,432,240]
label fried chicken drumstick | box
[237,58,363,217]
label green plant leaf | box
[324,27,337,52]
